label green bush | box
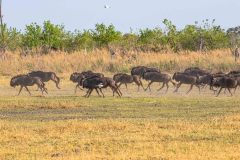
[0,19,233,54]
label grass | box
[1,49,240,77]
[1,49,240,159]
[1,76,240,159]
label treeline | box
[0,19,239,55]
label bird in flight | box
[104,5,111,9]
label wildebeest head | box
[10,78,17,87]
[70,72,81,82]
[10,75,24,87]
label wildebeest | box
[70,71,104,93]
[81,77,105,97]
[10,75,48,95]
[131,66,160,78]
[172,72,200,94]
[79,76,122,97]
[113,73,144,91]
[142,72,175,93]
[211,76,238,96]
[28,71,60,89]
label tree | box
[92,23,121,48]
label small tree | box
[42,20,65,52]
[163,19,180,52]
[22,23,42,52]
[92,23,121,48]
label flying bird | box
[104,5,110,9]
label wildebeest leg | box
[145,81,153,92]
[227,88,233,96]
[196,85,201,94]
[39,87,44,95]
[139,80,144,91]
[125,83,128,90]
[157,83,165,92]
[117,87,122,96]
[99,88,105,98]
[135,80,144,92]
[52,77,60,89]
[55,81,60,89]
[87,89,94,98]
[116,87,122,97]
[43,87,48,94]
[17,86,23,96]
[186,84,194,94]
[51,74,61,89]
[83,89,91,97]
[36,84,44,95]
[174,82,182,92]
[24,86,31,96]
[216,87,223,97]
[112,86,121,97]
[75,84,82,94]
[111,86,116,97]
[95,89,101,97]
[165,82,169,93]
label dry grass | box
[1,49,240,77]
[1,116,240,160]
[0,76,240,159]
[1,50,240,159]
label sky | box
[3,0,240,33]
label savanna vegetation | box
[0,19,240,55]
[1,19,240,160]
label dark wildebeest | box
[79,76,122,97]
[142,72,176,93]
[28,71,60,89]
[211,76,238,96]
[113,73,144,91]
[80,77,105,98]
[131,66,160,78]
[10,75,48,96]
[70,71,104,93]
[172,72,200,94]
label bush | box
[0,19,233,54]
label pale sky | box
[3,0,240,32]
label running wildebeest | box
[10,75,48,96]
[172,72,201,94]
[70,71,104,93]
[113,73,144,91]
[79,76,122,97]
[142,72,176,93]
[211,76,238,96]
[81,77,105,98]
[28,71,60,89]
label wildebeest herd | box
[9,66,240,97]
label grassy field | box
[1,76,240,160]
